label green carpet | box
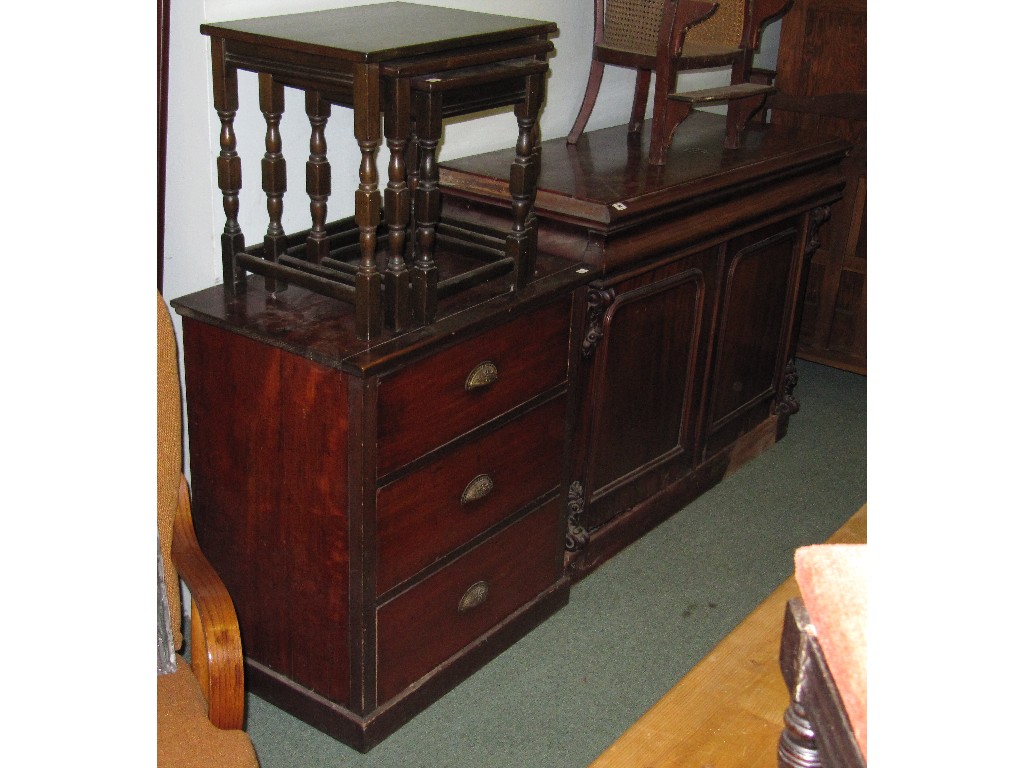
[244,360,866,767]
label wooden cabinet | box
[174,109,850,753]
[440,112,849,577]
[172,254,590,752]
[768,0,867,373]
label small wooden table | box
[201,2,557,338]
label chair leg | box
[649,99,693,165]
[628,69,651,136]
[567,59,605,144]
[725,54,760,149]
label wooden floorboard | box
[590,505,867,768]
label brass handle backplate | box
[464,361,498,391]
[458,580,489,613]
[461,474,495,505]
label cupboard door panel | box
[705,223,800,455]
[586,261,711,512]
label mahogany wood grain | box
[376,498,563,703]
[200,3,556,63]
[173,254,589,751]
[201,4,558,339]
[376,394,566,594]
[769,0,866,374]
[376,295,571,475]
[439,113,848,581]
[704,219,801,456]
[590,505,866,768]
[579,248,719,532]
[182,320,352,704]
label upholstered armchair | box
[157,292,260,768]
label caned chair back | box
[603,0,664,56]
[602,0,746,57]
[687,0,745,47]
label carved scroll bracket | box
[778,204,831,418]
[565,481,590,553]
[581,288,615,359]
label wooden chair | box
[567,0,793,164]
[157,292,260,768]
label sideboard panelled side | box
[768,0,867,374]
[440,113,849,577]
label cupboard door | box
[704,221,802,456]
[581,251,717,530]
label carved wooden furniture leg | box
[259,73,287,293]
[567,0,607,145]
[304,91,332,265]
[778,599,823,768]
[508,73,544,289]
[353,65,383,341]
[412,88,441,325]
[383,77,411,332]
[650,94,698,166]
[628,69,651,136]
[779,700,822,768]
[567,60,605,145]
[210,39,245,294]
[724,53,760,149]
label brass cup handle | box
[458,580,490,613]
[461,473,495,505]
[464,361,498,391]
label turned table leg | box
[411,88,441,325]
[210,39,246,294]
[383,78,411,332]
[353,64,383,340]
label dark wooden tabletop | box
[172,250,591,378]
[200,2,557,63]
[441,112,850,225]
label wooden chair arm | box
[171,473,246,730]
[744,0,794,49]
[663,0,720,58]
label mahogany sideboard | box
[440,111,850,579]
[172,253,593,751]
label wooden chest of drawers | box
[172,253,590,751]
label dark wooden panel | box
[704,221,800,456]
[588,259,712,495]
[770,0,866,373]
[376,296,570,474]
[202,3,555,63]
[375,498,563,703]
[376,394,566,594]
[182,320,351,704]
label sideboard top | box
[441,112,851,227]
[200,2,557,64]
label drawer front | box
[376,395,566,595]
[377,296,571,475]
[375,498,563,704]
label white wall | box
[163,0,780,469]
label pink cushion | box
[794,543,866,758]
